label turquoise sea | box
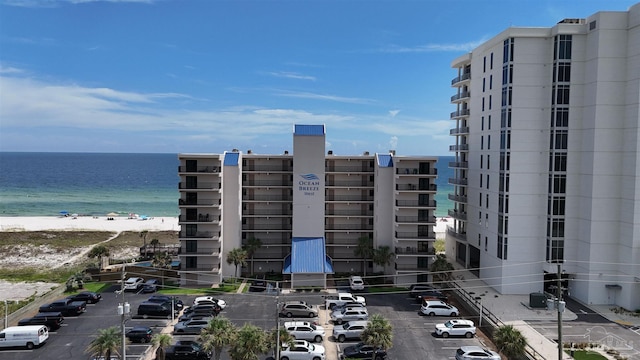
[0,153,454,217]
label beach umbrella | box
[59,210,69,216]
[107,212,119,217]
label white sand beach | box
[0,215,179,232]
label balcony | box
[179,182,220,190]
[243,209,292,216]
[326,195,374,202]
[178,165,220,174]
[450,91,470,102]
[326,224,373,231]
[450,109,470,119]
[244,165,292,172]
[396,184,437,191]
[448,161,468,169]
[179,199,220,206]
[395,200,437,208]
[451,72,471,85]
[395,247,436,256]
[180,266,221,273]
[448,177,468,186]
[450,127,469,135]
[242,223,292,230]
[243,195,292,201]
[244,180,293,187]
[179,231,220,239]
[178,214,220,224]
[396,216,436,224]
[182,247,221,256]
[325,209,373,216]
[449,144,469,152]
[395,232,436,240]
[448,209,467,221]
[448,193,468,203]
[326,180,373,187]
[447,227,467,242]
[326,166,374,173]
[396,168,438,175]
[395,264,430,271]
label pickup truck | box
[39,299,87,316]
[325,292,366,310]
[165,341,211,360]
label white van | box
[0,325,49,349]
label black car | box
[415,290,448,303]
[125,326,153,343]
[248,275,266,292]
[147,295,184,310]
[342,342,387,360]
[18,314,63,331]
[183,304,221,317]
[67,291,102,304]
[142,279,160,293]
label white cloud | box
[0,65,24,74]
[275,90,376,105]
[389,109,400,117]
[266,71,316,81]
[1,0,153,6]
[389,136,398,149]
[377,37,491,53]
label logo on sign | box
[298,174,320,195]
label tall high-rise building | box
[448,4,640,310]
[178,125,438,288]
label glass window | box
[490,75,493,89]
[490,52,494,69]
[488,115,491,130]
[483,56,487,72]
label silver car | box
[280,301,318,318]
[173,319,209,334]
[330,307,368,325]
[284,321,325,343]
[332,320,368,342]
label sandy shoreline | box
[0,216,180,232]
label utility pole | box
[556,263,564,360]
[275,281,280,360]
[118,263,130,360]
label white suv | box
[332,320,368,342]
[280,339,325,360]
[349,276,365,291]
[124,277,144,291]
[330,307,368,325]
[284,321,325,343]
[435,319,476,338]
[420,300,459,317]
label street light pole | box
[118,262,130,360]
[556,263,563,360]
[4,300,7,329]
[275,281,280,360]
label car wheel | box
[338,334,346,342]
[313,357,321,360]
[442,332,449,338]
[141,338,148,343]
[429,312,436,316]
[336,319,343,324]
[314,335,322,343]
[143,314,149,319]
[26,342,34,350]
[309,312,315,318]
[466,332,474,338]
[281,357,289,360]
[286,312,293,318]
[375,356,383,360]
[329,304,335,310]
[450,312,458,317]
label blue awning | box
[223,152,239,166]
[294,124,325,136]
[377,154,394,167]
[283,237,333,274]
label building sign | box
[298,174,320,195]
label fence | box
[1,285,66,331]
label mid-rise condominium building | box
[178,125,438,288]
[448,4,640,310]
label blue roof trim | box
[377,154,394,167]
[294,124,325,136]
[223,152,239,166]
[283,237,333,273]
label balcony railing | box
[326,195,374,202]
[326,224,373,230]
[395,200,437,207]
[178,165,220,173]
[448,193,468,203]
[451,72,471,85]
[450,91,470,102]
[396,216,436,224]
[179,199,220,206]
[396,184,437,191]
[395,232,436,240]
[395,264,430,271]
[244,165,292,172]
[326,180,373,187]
[179,182,220,190]
[450,109,471,119]
[244,180,293,186]
[448,161,468,168]
[242,224,292,230]
[395,247,436,256]
[448,209,467,221]
[243,195,293,201]
[179,231,220,239]
[450,127,469,135]
[448,177,468,186]
[326,166,374,173]
[178,214,220,223]
[449,144,470,152]
[325,210,373,216]
[396,168,438,175]
[243,209,293,216]
[180,266,221,273]
[182,248,221,256]
[447,227,467,241]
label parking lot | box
[0,285,490,360]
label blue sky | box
[0,0,636,155]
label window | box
[479,193,482,206]
[486,194,489,208]
[186,240,197,253]
[483,78,486,92]
[488,135,491,149]
[554,34,572,60]
[490,52,494,69]
[483,56,487,72]
[482,97,485,111]
[549,196,566,215]
[479,211,482,225]
[552,108,569,127]
[480,154,484,169]
[501,108,511,128]
[480,173,483,187]
[556,62,571,82]
[489,95,492,110]
[490,75,493,89]
[481,136,484,150]
[488,115,491,130]
[553,85,570,105]
[486,174,490,189]
[497,236,503,259]
[487,155,490,170]
[481,116,485,131]
[551,153,567,172]
[485,237,488,251]
[486,213,489,228]
[551,130,568,149]
[186,257,197,269]
[550,175,567,193]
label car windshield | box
[309,324,316,330]
[444,321,453,328]
[309,344,315,351]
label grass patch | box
[0,231,114,248]
[568,350,607,360]
[0,265,85,283]
[65,282,111,294]
[159,287,237,295]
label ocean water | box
[0,153,454,217]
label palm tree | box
[430,254,454,286]
[271,327,295,360]
[85,326,121,360]
[140,230,149,250]
[372,246,394,277]
[226,248,248,278]
[199,316,237,360]
[354,236,374,276]
[243,237,262,275]
[360,314,393,360]
[151,333,173,360]
[149,238,160,257]
[151,252,173,288]
[87,245,110,270]
[227,323,270,360]
[493,325,527,359]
